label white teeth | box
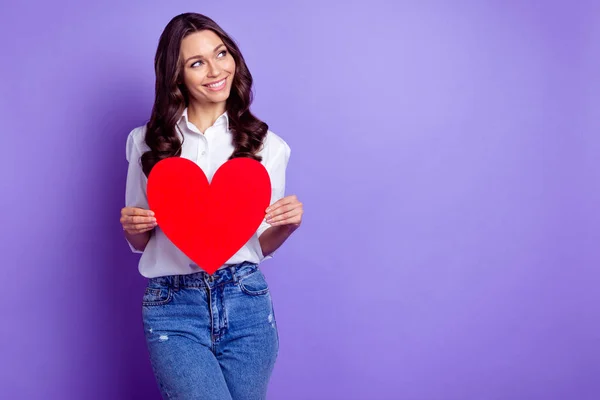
[206,79,225,88]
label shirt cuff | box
[125,236,144,254]
[257,221,276,260]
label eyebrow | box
[184,44,226,64]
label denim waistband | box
[148,261,259,289]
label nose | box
[207,60,221,78]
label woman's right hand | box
[120,207,157,235]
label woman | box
[119,13,303,399]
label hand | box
[265,195,303,229]
[120,207,157,235]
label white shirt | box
[125,108,291,278]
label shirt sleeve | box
[257,139,291,259]
[124,129,149,254]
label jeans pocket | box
[238,270,270,296]
[142,285,173,306]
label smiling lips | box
[204,77,227,91]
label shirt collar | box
[179,107,230,132]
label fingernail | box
[149,212,155,216]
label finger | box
[267,206,294,222]
[265,201,284,215]
[135,226,155,234]
[267,201,303,219]
[129,215,157,224]
[270,214,302,226]
[266,204,292,219]
[124,207,154,217]
[125,225,155,234]
[135,207,154,216]
[265,196,295,214]
[123,221,157,231]
[266,200,301,219]
[268,208,302,224]
[135,223,157,230]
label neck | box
[187,101,227,133]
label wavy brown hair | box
[141,13,268,177]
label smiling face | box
[179,29,236,107]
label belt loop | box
[202,273,211,287]
[173,275,180,291]
[231,265,237,282]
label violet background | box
[1,1,599,399]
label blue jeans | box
[142,262,279,399]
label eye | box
[191,60,204,68]
[218,50,227,58]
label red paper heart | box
[147,157,271,274]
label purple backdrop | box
[1,1,599,399]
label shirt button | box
[201,151,206,156]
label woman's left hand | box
[265,195,303,229]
